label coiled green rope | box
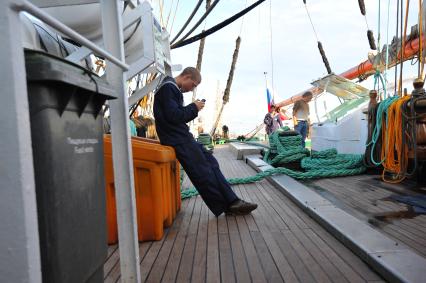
[181,127,366,199]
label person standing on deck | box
[153,67,258,216]
[264,105,282,135]
[293,91,313,147]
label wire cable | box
[168,0,181,35]
[239,0,248,36]
[303,2,319,41]
[399,0,411,96]
[269,0,275,98]
[171,0,266,49]
[170,0,204,44]
[173,0,221,45]
[303,1,332,73]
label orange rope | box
[381,95,411,183]
[419,0,424,78]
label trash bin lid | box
[25,49,116,99]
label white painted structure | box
[0,1,172,282]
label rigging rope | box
[381,95,411,182]
[367,96,399,165]
[303,1,319,41]
[170,0,203,44]
[358,0,377,50]
[302,1,332,74]
[395,0,401,96]
[168,0,181,34]
[269,0,275,95]
[171,0,266,49]
[158,0,165,27]
[164,0,175,29]
[239,0,248,36]
[398,0,411,96]
[173,0,221,45]
[378,0,382,52]
[192,0,212,102]
[385,0,391,92]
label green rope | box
[198,133,212,145]
[180,127,366,199]
[374,70,387,99]
[367,96,399,165]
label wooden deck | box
[305,175,426,258]
[104,146,383,282]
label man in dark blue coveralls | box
[153,67,258,216]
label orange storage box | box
[131,137,181,219]
[104,135,181,244]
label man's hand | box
[194,100,205,111]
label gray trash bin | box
[25,50,116,283]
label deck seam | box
[245,155,426,283]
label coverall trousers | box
[174,140,238,216]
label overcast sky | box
[150,0,422,134]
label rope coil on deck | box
[181,127,366,199]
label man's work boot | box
[226,199,258,216]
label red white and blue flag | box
[266,88,274,112]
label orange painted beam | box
[276,35,425,108]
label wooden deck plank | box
[289,228,348,283]
[272,180,383,282]
[258,180,309,230]
[281,229,333,283]
[234,216,268,282]
[249,231,284,282]
[309,175,426,258]
[224,155,297,282]
[303,229,366,283]
[162,196,203,282]
[206,211,220,283]
[175,196,203,283]
[224,160,283,234]
[104,146,383,283]
[326,178,407,212]
[304,218,383,281]
[146,197,196,282]
[226,158,290,232]
[233,184,259,232]
[226,216,251,283]
[188,203,208,283]
[105,241,153,283]
[271,231,316,283]
[140,199,190,282]
[107,245,117,258]
[218,231,236,283]
[103,251,119,282]
[233,158,310,230]
[103,245,119,280]
[223,170,269,282]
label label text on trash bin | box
[67,137,98,154]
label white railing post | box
[101,1,141,282]
[0,0,42,282]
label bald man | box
[154,67,257,216]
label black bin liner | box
[25,50,116,283]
